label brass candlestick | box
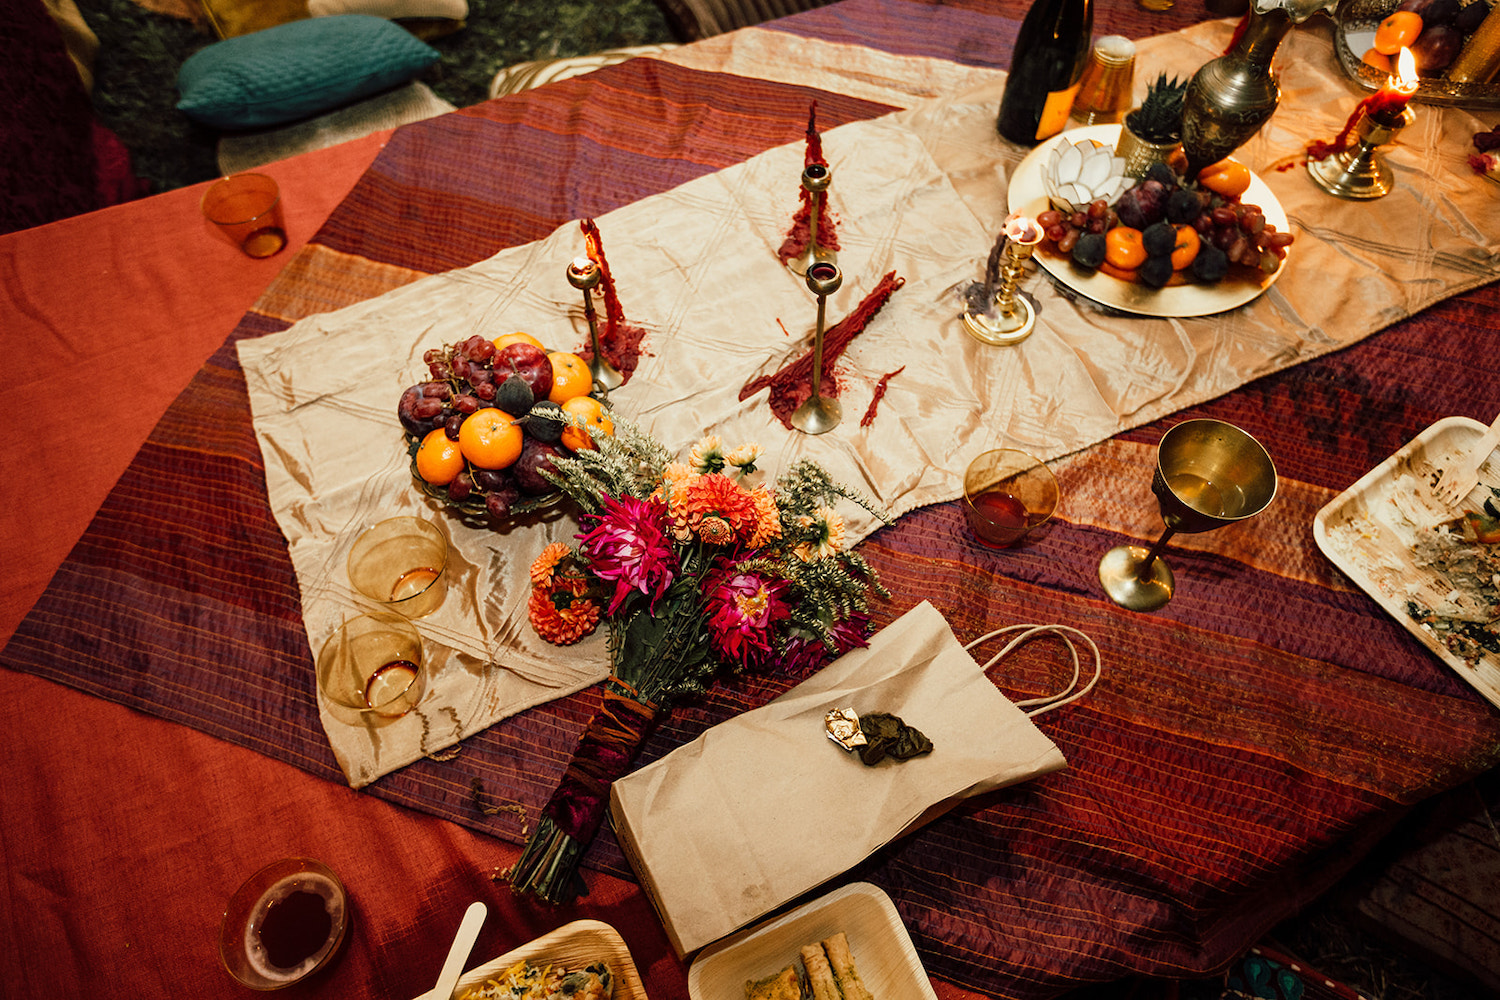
[1307,103,1415,201]
[788,163,836,276]
[964,215,1043,346]
[566,257,623,391]
[790,260,842,436]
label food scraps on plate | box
[745,932,873,1000]
[458,959,613,1000]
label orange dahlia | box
[527,586,601,644]
[682,473,760,543]
[530,542,574,587]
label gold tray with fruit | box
[1335,0,1500,109]
[1007,124,1290,319]
[397,332,614,530]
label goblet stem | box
[1135,525,1178,581]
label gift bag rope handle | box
[964,624,1102,718]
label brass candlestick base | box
[788,163,836,276]
[1308,106,1415,201]
[964,216,1043,346]
[566,257,623,391]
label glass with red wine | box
[962,449,1059,548]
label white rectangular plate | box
[1312,416,1500,708]
[451,919,648,1000]
[688,882,937,1000]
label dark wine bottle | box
[995,0,1095,146]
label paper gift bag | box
[609,600,1091,956]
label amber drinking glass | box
[201,173,287,258]
[963,449,1059,548]
[316,612,426,724]
[347,516,449,619]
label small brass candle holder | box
[1307,103,1415,201]
[790,260,843,436]
[788,163,837,276]
[566,257,623,391]
[964,215,1043,346]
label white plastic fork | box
[1435,411,1500,507]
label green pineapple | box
[1125,73,1188,144]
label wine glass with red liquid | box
[962,449,1059,548]
[1097,418,1276,611]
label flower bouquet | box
[511,420,889,903]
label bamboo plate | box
[450,920,649,1000]
[688,882,937,1000]
[1313,415,1500,709]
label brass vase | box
[1115,123,1181,179]
[1180,0,1338,175]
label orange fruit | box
[1361,47,1392,73]
[415,428,465,485]
[493,331,544,352]
[458,408,523,469]
[560,396,613,452]
[1169,225,1201,271]
[1104,227,1147,270]
[1373,10,1421,54]
[1196,159,1252,198]
[548,352,593,404]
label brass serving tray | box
[1334,0,1500,108]
[1006,124,1289,319]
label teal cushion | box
[176,15,440,129]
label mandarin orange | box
[458,409,523,469]
[415,428,466,485]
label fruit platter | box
[1006,124,1292,318]
[1335,0,1500,108]
[396,332,614,529]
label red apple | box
[496,343,553,403]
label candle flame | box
[1394,48,1418,93]
[1004,213,1043,246]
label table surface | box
[3,2,1499,999]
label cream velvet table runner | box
[240,19,1499,787]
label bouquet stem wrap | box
[511,687,658,904]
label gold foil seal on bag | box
[824,708,867,749]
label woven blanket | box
[5,2,1500,997]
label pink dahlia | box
[779,612,871,673]
[578,495,677,615]
[706,562,791,668]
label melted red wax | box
[777,102,842,264]
[861,366,905,428]
[578,218,646,380]
[740,271,905,429]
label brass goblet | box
[1098,419,1277,611]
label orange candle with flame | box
[1368,48,1418,122]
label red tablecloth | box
[3,2,1499,998]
